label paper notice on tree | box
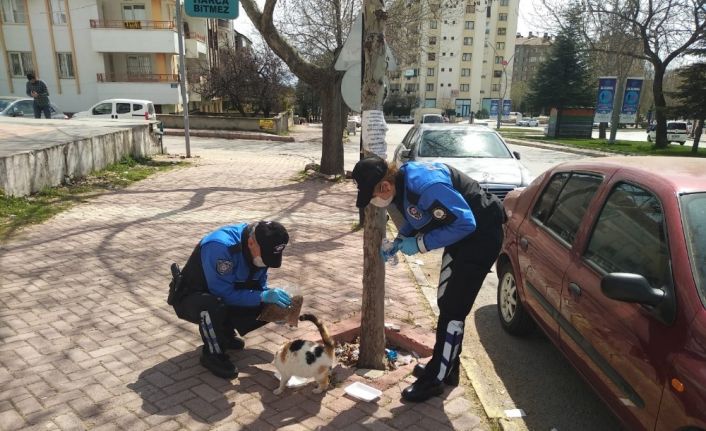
[362,110,388,159]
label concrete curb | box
[164,128,295,142]
[505,137,614,157]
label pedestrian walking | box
[25,73,52,119]
[352,156,506,402]
[168,221,292,379]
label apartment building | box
[388,0,519,118]
[0,0,242,114]
[510,31,553,113]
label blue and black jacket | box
[393,162,505,253]
[179,223,269,307]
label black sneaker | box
[225,334,245,351]
[412,362,460,386]
[200,348,238,379]
[402,378,445,402]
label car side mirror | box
[513,151,521,160]
[400,149,411,159]
[601,273,665,306]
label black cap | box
[255,221,289,268]
[352,156,387,208]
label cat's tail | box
[299,314,334,349]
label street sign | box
[184,0,239,19]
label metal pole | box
[176,0,191,158]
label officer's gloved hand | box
[261,288,292,308]
[380,238,402,261]
[399,236,420,256]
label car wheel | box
[680,141,685,146]
[497,263,535,336]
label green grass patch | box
[0,156,186,241]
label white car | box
[73,99,156,121]
[517,118,539,127]
[647,121,688,145]
[398,115,414,124]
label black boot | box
[412,360,460,386]
[200,347,238,379]
[402,378,445,402]
[225,333,245,351]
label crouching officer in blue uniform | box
[352,156,506,402]
[168,221,292,379]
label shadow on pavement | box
[473,304,623,431]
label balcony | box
[89,19,178,54]
[96,73,181,105]
[185,32,208,58]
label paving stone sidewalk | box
[0,144,486,430]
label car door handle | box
[568,282,582,297]
[520,237,529,251]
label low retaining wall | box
[158,111,291,134]
[0,123,161,197]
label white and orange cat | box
[273,314,335,395]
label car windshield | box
[668,123,687,130]
[419,130,512,158]
[681,192,706,307]
[0,99,12,110]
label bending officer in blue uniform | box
[170,221,292,379]
[352,156,506,402]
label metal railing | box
[185,32,206,43]
[89,19,175,30]
[97,73,180,83]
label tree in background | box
[525,7,594,124]
[295,81,321,121]
[240,0,356,175]
[673,41,706,153]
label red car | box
[496,157,706,431]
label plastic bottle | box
[381,238,399,266]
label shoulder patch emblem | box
[407,205,423,220]
[216,259,233,275]
[432,207,447,220]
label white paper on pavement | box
[362,110,388,159]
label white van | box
[73,99,156,121]
[647,121,688,145]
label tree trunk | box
[319,71,345,175]
[652,67,669,149]
[357,0,387,371]
[608,76,626,144]
[693,118,703,153]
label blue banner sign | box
[489,99,498,116]
[594,77,617,123]
[619,78,643,124]
[185,0,239,19]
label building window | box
[9,52,33,77]
[495,56,504,64]
[429,36,437,45]
[440,83,444,87]
[463,37,473,45]
[451,36,455,40]
[1,0,26,23]
[57,53,74,78]
[462,53,472,61]
[50,0,67,25]
[443,36,447,40]
[426,83,434,92]
[430,3,440,12]
[429,20,437,29]
[461,68,471,76]
[460,84,469,92]
[499,13,508,21]
[450,52,454,56]
[442,52,446,56]
[464,21,474,30]
[496,42,505,50]
[127,55,152,76]
[497,27,507,36]
[493,70,502,78]
[427,67,435,76]
[428,53,436,61]
[466,4,475,13]
[441,68,445,72]
[492,83,501,91]
[449,68,453,72]
[500,0,509,5]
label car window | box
[423,115,444,123]
[667,122,687,131]
[418,130,512,158]
[116,103,131,114]
[132,103,143,112]
[92,103,112,115]
[14,100,34,115]
[0,99,11,110]
[680,192,706,306]
[401,127,417,149]
[536,173,602,245]
[532,172,570,223]
[585,183,670,290]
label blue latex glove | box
[399,236,420,255]
[380,238,402,261]
[261,288,292,308]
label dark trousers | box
[173,291,267,354]
[421,224,504,383]
[33,103,51,119]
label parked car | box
[72,99,156,120]
[497,156,706,431]
[647,121,688,145]
[398,115,414,124]
[392,124,533,200]
[348,114,361,128]
[516,117,539,127]
[421,113,444,124]
[0,96,67,119]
